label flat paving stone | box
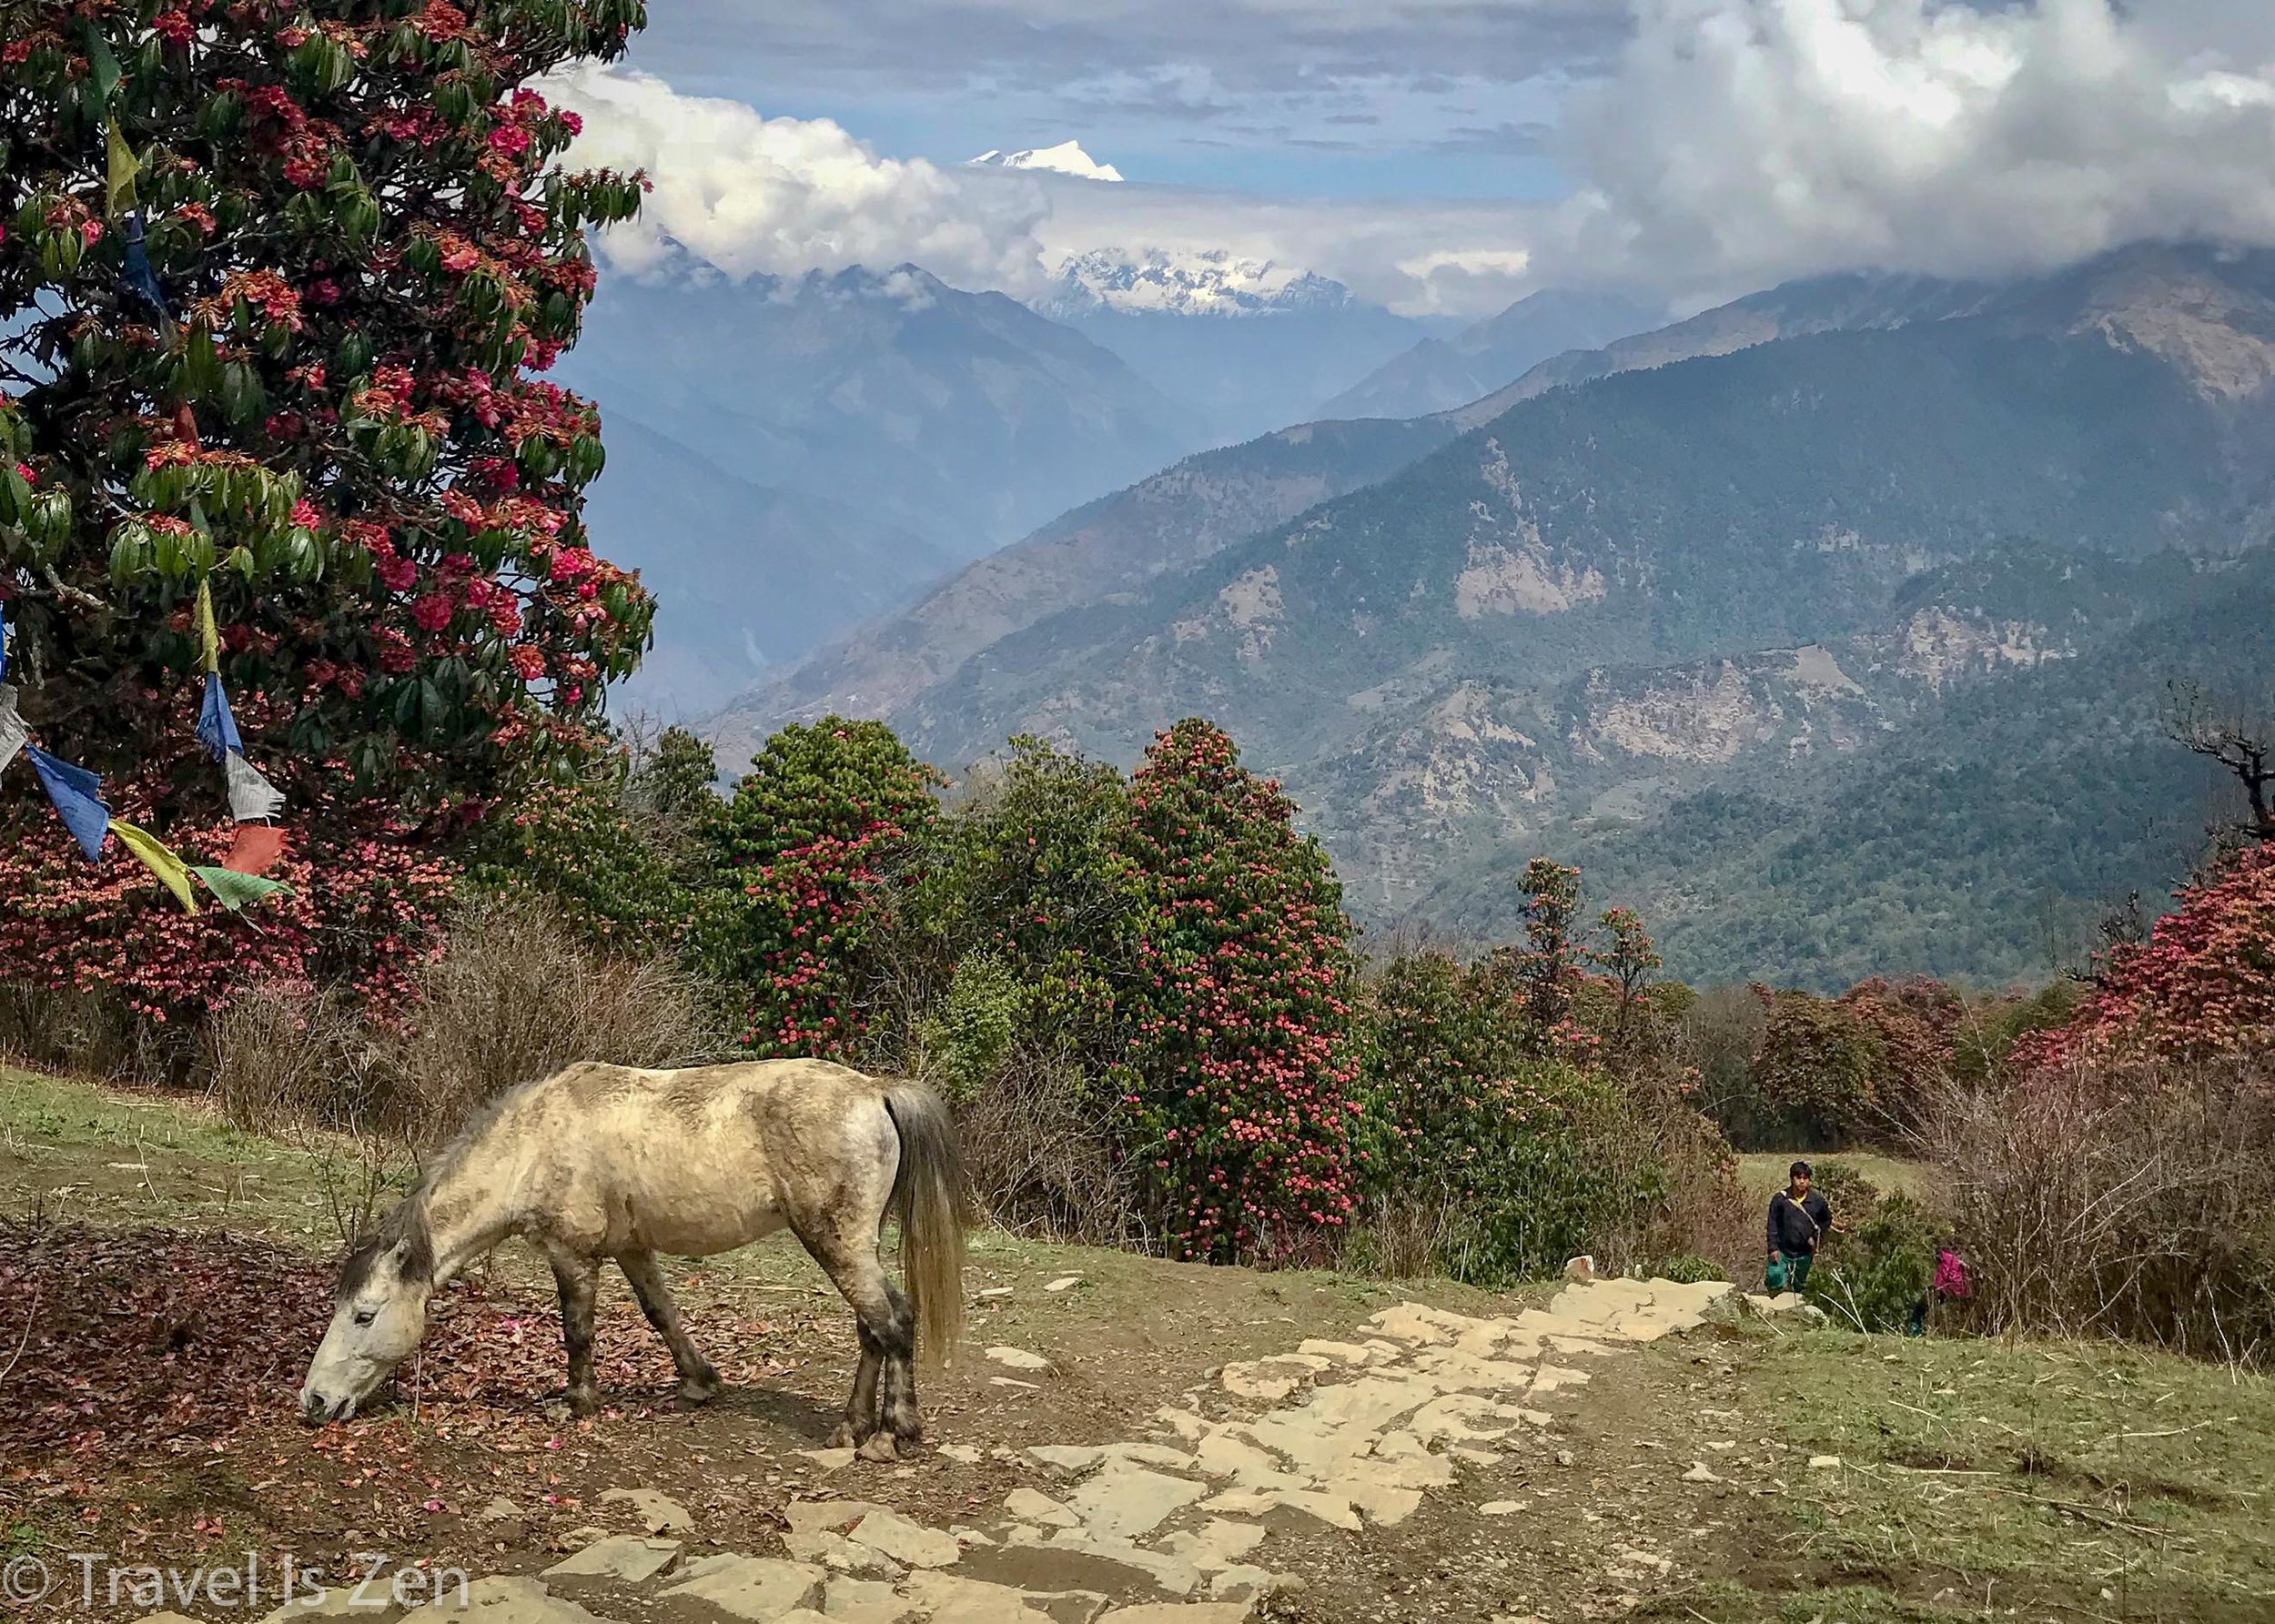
[420,1579,622,1624]
[1153,1519,1266,1573]
[600,1488,694,1534]
[846,1510,961,1569]
[658,1557,824,1621]
[1063,1467,1208,1540]
[988,1347,1054,1371]
[542,1538,682,1584]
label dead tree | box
[2167,681,2274,842]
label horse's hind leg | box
[802,1228,916,1459]
[619,1250,720,1405]
[543,1240,602,1418]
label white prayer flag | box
[0,684,25,778]
[225,749,285,822]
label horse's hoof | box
[675,1374,720,1407]
[855,1432,902,1464]
[826,1422,864,1450]
[565,1387,602,1419]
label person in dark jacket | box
[1766,1160,1832,1293]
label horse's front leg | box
[619,1250,720,1405]
[544,1241,602,1418]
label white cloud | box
[539,64,1050,291]
[548,3,2275,318]
[1552,0,2275,299]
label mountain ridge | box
[1320,287,1663,421]
[707,242,2275,984]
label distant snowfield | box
[969,140,1126,183]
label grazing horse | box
[298,1058,966,1459]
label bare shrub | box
[204,897,727,1147]
[1585,1079,1756,1282]
[949,1044,1140,1246]
[383,896,726,1145]
[1931,1060,2275,1363]
[0,983,196,1086]
[1341,1188,1461,1281]
[208,983,383,1135]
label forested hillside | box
[771,245,2275,986]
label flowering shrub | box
[1118,720,1362,1265]
[0,0,652,807]
[0,681,456,1026]
[466,731,722,955]
[1360,948,1617,1282]
[2027,841,2275,1065]
[903,737,1144,1081]
[0,791,454,1027]
[1747,988,1886,1145]
[697,719,941,1058]
[0,807,318,1024]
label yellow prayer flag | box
[106,122,140,219]
[196,578,220,674]
[109,819,200,913]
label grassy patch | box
[1754,1327,2275,1619]
[1651,1579,1974,1623]
[1737,1150,1934,1203]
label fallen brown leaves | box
[0,1223,808,1467]
[0,1224,829,1575]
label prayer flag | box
[224,822,288,875]
[192,865,295,912]
[224,749,284,822]
[197,671,243,762]
[110,819,199,913]
[24,745,109,861]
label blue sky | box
[614,0,1603,201]
[549,1,2275,318]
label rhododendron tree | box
[1118,719,1362,1265]
[1748,987,1886,1146]
[698,719,943,1059]
[0,0,652,1018]
[1360,946,1617,1282]
[0,0,652,807]
[2029,841,2275,1064]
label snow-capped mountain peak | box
[968,141,1125,183]
[1037,248,1357,318]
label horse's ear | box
[393,1217,435,1286]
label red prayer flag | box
[226,822,288,875]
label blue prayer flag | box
[197,671,243,762]
[25,745,109,861]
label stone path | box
[303,1275,1785,1624]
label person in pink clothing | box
[1909,1240,1973,1336]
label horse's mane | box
[336,1069,553,1296]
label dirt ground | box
[4,1066,2270,1624]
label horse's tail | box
[884,1080,967,1371]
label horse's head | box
[300,1204,435,1423]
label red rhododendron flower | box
[377,630,417,673]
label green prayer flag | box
[191,865,296,913]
